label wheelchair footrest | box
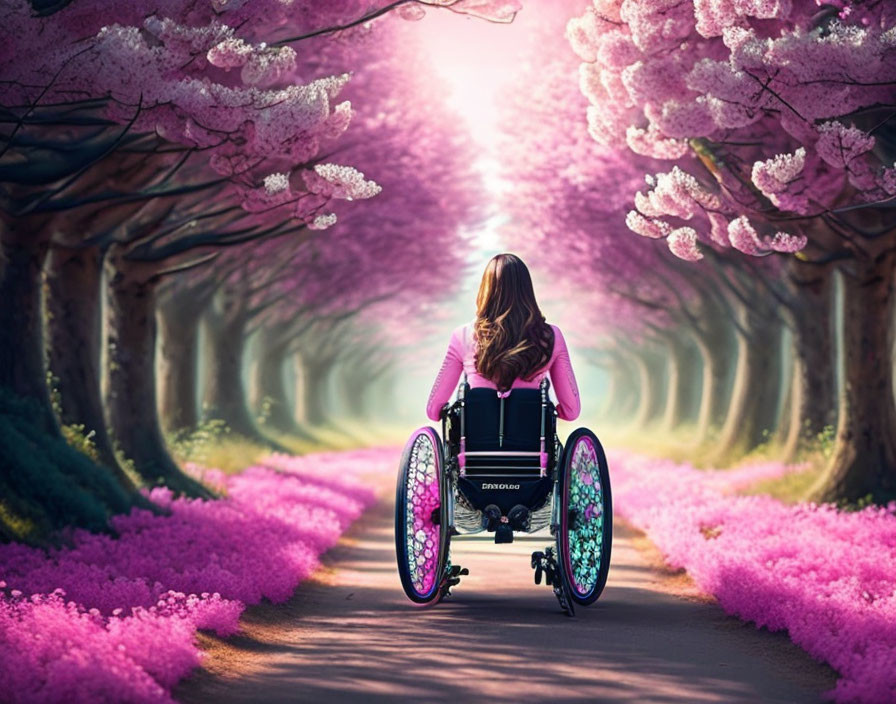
[495,524,513,543]
[531,549,559,586]
[440,563,469,598]
[531,547,575,617]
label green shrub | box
[168,419,231,465]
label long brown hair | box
[473,253,554,391]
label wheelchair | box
[395,377,612,615]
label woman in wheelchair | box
[425,252,581,424]
[395,253,612,613]
[426,253,581,539]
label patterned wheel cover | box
[403,433,441,597]
[565,435,604,596]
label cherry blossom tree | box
[568,0,895,497]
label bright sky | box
[415,8,536,233]
[416,11,525,165]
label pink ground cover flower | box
[0,449,385,704]
[609,451,896,704]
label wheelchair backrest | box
[463,387,549,452]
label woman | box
[426,253,580,421]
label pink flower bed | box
[610,451,896,704]
[0,449,385,704]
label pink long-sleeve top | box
[425,322,581,422]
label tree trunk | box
[201,311,262,440]
[329,363,358,420]
[250,330,299,434]
[811,256,896,503]
[615,354,640,420]
[292,353,306,426]
[157,295,203,434]
[0,230,55,430]
[661,332,702,432]
[633,347,666,428]
[781,262,836,461]
[301,358,333,427]
[105,257,210,497]
[692,308,735,446]
[712,308,783,461]
[599,364,620,420]
[354,370,382,422]
[45,244,134,484]
[598,351,635,421]
[775,349,795,450]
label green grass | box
[584,413,839,504]
[169,417,410,475]
[586,419,731,467]
[168,420,266,475]
[739,464,823,503]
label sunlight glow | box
[416,11,527,197]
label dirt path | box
[176,491,836,703]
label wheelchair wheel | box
[395,427,450,605]
[557,428,612,606]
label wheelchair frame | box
[395,377,612,616]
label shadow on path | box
[176,484,836,704]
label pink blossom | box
[397,4,427,20]
[263,173,290,196]
[693,0,738,37]
[0,450,382,704]
[240,46,298,86]
[707,211,730,246]
[727,215,764,255]
[610,450,896,704]
[206,37,253,68]
[727,215,807,254]
[566,8,602,61]
[626,210,671,238]
[768,231,808,253]
[619,0,693,52]
[667,226,703,261]
[568,0,896,260]
[645,97,719,137]
[625,125,690,159]
[751,148,805,195]
[878,166,896,195]
[751,147,810,213]
[816,122,875,169]
[636,167,720,220]
[309,213,338,230]
[304,164,382,201]
[241,173,294,213]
